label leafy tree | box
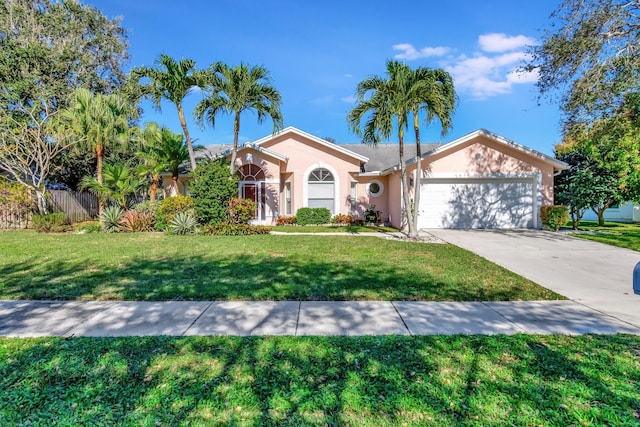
[190,159,238,224]
[80,162,143,210]
[0,104,79,213]
[136,123,190,200]
[348,60,426,237]
[131,54,207,170]
[194,62,283,176]
[0,0,128,113]
[0,0,129,210]
[528,0,640,127]
[555,111,640,226]
[62,88,135,213]
[409,67,456,231]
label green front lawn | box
[0,231,561,301]
[272,225,399,233]
[567,221,640,251]
[1,335,639,426]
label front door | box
[240,181,264,223]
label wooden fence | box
[0,205,31,229]
[48,190,99,222]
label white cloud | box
[341,95,356,103]
[478,33,537,53]
[344,73,353,78]
[393,43,450,60]
[444,51,534,98]
[391,33,537,99]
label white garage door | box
[418,177,535,229]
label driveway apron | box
[428,229,640,328]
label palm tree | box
[132,54,206,170]
[80,162,143,210]
[137,123,191,200]
[410,67,456,230]
[194,62,283,176]
[348,60,419,237]
[63,88,134,214]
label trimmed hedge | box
[156,196,193,231]
[190,159,238,225]
[31,212,70,233]
[201,222,272,235]
[296,207,331,225]
[540,205,569,231]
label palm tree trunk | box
[177,104,197,170]
[96,144,104,216]
[150,174,159,202]
[172,172,179,197]
[230,113,241,177]
[399,129,418,238]
[412,112,422,233]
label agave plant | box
[169,212,199,235]
[100,205,124,232]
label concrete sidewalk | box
[1,300,639,337]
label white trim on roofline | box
[251,126,369,163]
[380,129,568,175]
[213,142,289,163]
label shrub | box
[156,195,193,231]
[119,210,155,232]
[364,205,381,224]
[169,212,200,235]
[227,198,256,224]
[75,222,101,233]
[201,222,272,236]
[276,216,297,226]
[190,159,238,225]
[100,205,124,233]
[540,205,569,231]
[31,212,70,233]
[296,207,331,225]
[133,200,159,216]
[332,213,354,225]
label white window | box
[350,181,357,215]
[284,181,291,215]
[308,168,335,213]
[366,179,384,198]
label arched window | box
[308,167,335,213]
[237,164,265,181]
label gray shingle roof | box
[337,143,442,172]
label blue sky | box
[89,0,563,155]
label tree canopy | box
[528,0,640,127]
[0,0,129,113]
[194,62,283,176]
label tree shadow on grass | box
[0,250,557,302]
[1,335,639,425]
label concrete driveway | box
[428,229,640,328]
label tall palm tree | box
[194,62,283,176]
[137,123,191,200]
[348,60,419,237]
[63,88,134,214]
[410,67,456,230]
[80,162,143,210]
[132,54,206,170]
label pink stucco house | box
[165,126,567,229]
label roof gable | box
[429,129,567,170]
[253,127,369,163]
[382,129,568,174]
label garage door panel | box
[419,178,534,229]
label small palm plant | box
[81,162,143,210]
